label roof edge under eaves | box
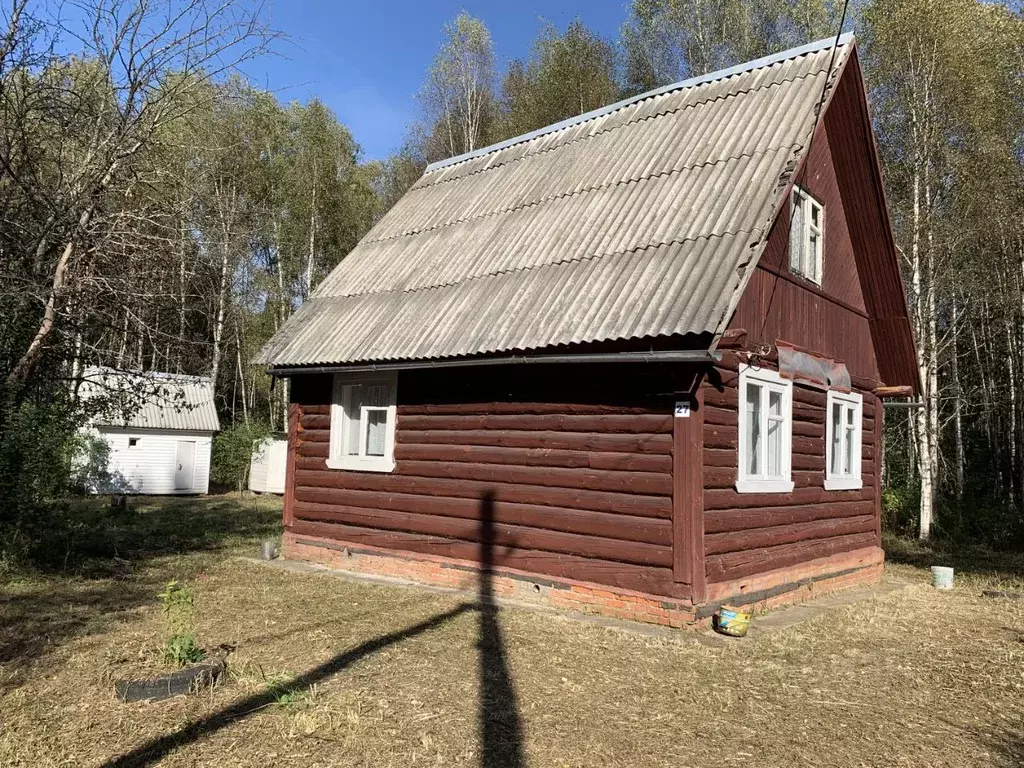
[426,32,856,174]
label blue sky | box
[249,1,627,161]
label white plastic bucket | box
[931,566,955,590]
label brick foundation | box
[282,532,884,629]
[282,531,697,627]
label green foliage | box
[158,579,205,667]
[163,632,205,667]
[882,486,919,538]
[499,21,620,138]
[211,421,274,492]
[416,10,499,161]
[620,0,839,91]
[0,394,87,567]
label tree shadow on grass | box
[100,490,526,768]
[40,494,283,577]
[883,533,1024,582]
[1,495,283,678]
[99,602,476,768]
[0,578,154,683]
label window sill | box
[325,457,396,473]
[824,477,863,491]
[735,478,795,494]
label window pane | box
[365,409,388,457]
[808,231,819,279]
[790,197,804,273]
[811,202,821,228]
[365,384,389,407]
[830,402,843,475]
[745,382,762,475]
[767,416,782,477]
[844,422,855,476]
[344,385,362,456]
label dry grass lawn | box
[2,496,1024,767]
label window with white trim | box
[327,373,397,472]
[825,390,863,490]
[789,185,824,284]
[736,366,794,494]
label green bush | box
[0,397,84,568]
[882,485,919,538]
[211,421,274,492]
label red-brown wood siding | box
[824,50,918,390]
[673,385,706,601]
[702,360,880,585]
[287,365,699,600]
[730,117,881,383]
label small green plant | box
[158,579,205,667]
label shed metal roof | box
[81,367,221,433]
[258,35,854,370]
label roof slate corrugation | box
[257,36,853,369]
[82,367,221,432]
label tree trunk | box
[305,170,317,299]
[210,183,236,386]
[7,204,95,386]
[950,292,964,499]
[235,325,248,424]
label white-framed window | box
[736,365,794,494]
[327,372,397,473]
[789,185,824,284]
[825,390,863,490]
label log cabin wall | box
[287,364,698,600]
[703,359,879,586]
[730,110,880,384]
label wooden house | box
[256,35,918,626]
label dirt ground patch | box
[2,497,1023,767]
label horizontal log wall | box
[287,365,697,599]
[702,360,881,585]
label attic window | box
[128,437,139,447]
[789,185,824,284]
[328,373,397,473]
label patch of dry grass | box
[2,497,1024,767]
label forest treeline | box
[1,0,1022,559]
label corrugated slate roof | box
[81,367,221,432]
[258,35,854,369]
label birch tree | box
[417,11,497,162]
[1,0,273,393]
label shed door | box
[174,440,196,491]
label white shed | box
[248,436,288,494]
[80,367,220,495]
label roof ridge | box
[319,227,760,303]
[83,365,214,385]
[425,33,854,174]
[404,65,825,198]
